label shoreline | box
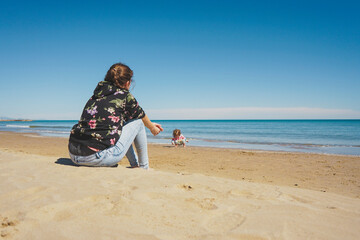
[1,119,359,156]
[147,140,360,158]
[2,130,359,158]
[1,131,359,198]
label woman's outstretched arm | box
[142,115,163,136]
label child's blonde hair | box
[173,129,181,138]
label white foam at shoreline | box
[5,124,30,128]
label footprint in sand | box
[1,217,17,227]
[1,216,18,238]
[205,213,246,233]
[228,189,255,198]
[278,194,313,204]
[178,184,193,190]
[186,198,218,210]
[228,187,282,201]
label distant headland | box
[0,119,32,122]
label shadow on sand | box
[55,158,79,167]
[55,158,119,168]
[162,145,175,148]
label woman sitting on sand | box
[68,63,163,169]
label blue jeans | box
[69,119,149,169]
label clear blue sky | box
[1,0,359,119]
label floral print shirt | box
[172,134,187,145]
[69,81,145,154]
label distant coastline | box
[0,119,32,122]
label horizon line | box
[1,118,360,121]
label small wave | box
[29,125,71,129]
[34,130,69,134]
[4,125,71,129]
[172,136,360,149]
[148,134,360,149]
[6,125,30,128]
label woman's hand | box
[150,123,163,136]
[142,115,163,136]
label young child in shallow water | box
[171,129,188,147]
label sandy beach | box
[0,131,359,239]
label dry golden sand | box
[0,131,360,239]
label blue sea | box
[1,120,359,156]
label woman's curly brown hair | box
[104,63,133,88]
